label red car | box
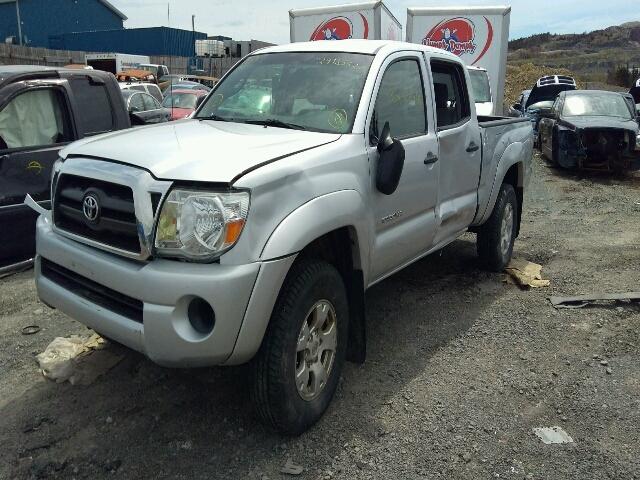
[162,89,208,120]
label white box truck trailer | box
[406,6,510,115]
[290,1,402,42]
[85,53,151,75]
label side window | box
[141,93,159,110]
[371,59,426,141]
[0,88,72,151]
[128,93,145,112]
[68,76,114,135]
[430,61,471,129]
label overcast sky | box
[111,0,638,44]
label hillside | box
[507,22,640,84]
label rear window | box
[69,76,114,135]
[468,69,491,103]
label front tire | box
[477,183,517,272]
[250,259,349,435]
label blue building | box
[0,0,126,47]
[50,27,208,57]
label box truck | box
[85,53,151,75]
[406,6,510,115]
[290,1,402,42]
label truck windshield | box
[468,69,491,103]
[196,52,374,133]
[562,93,633,119]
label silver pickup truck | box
[32,40,532,434]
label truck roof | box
[0,65,114,89]
[257,39,460,61]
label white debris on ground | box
[35,333,124,385]
[533,426,574,444]
[505,258,551,289]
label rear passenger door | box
[0,81,75,267]
[367,52,440,281]
[67,75,117,137]
[429,59,482,245]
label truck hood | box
[562,116,639,132]
[61,120,341,183]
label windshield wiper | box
[242,119,308,131]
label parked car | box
[162,81,211,95]
[139,63,170,81]
[511,76,576,139]
[162,89,208,120]
[629,79,640,115]
[119,82,163,103]
[31,40,533,434]
[0,66,130,270]
[121,90,171,125]
[538,90,639,171]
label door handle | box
[466,142,479,153]
[424,152,438,164]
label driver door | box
[366,52,440,282]
[0,82,75,267]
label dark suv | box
[0,66,130,270]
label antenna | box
[168,2,174,113]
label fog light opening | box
[187,297,215,335]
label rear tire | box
[250,259,349,435]
[477,183,517,272]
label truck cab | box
[32,41,532,434]
[0,66,130,270]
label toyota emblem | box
[82,193,100,223]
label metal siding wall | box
[3,0,124,48]
[0,3,19,41]
[53,27,207,56]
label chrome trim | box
[52,157,172,261]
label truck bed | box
[477,115,531,127]
[474,114,534,225]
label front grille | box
[41,258,143,323]
[53,174,140,253]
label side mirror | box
[129,111,146,126]
[537,107,554,118]
[375,122,405,195]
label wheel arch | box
[227,191,370,365]
[475,144,526,235]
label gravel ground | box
[1,153,639,480]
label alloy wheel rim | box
[295,300,337,401]
[500,202,514,258]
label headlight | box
[155,189,249,261]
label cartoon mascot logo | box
[422,16,494,65]
[310,13,369,41]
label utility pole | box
[15,0,23,45]
[192,14,196,73]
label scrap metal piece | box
[549,292,640,309]
[24,194,50,217]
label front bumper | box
[35,215,294,367]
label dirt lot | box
[1,153,639,480]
